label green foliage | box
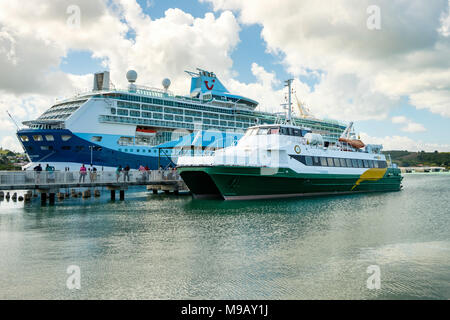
[383,150,450,168]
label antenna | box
[284,79,293,124]
[6,111,20,131]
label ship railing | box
[0,170,182,188]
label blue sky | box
[1,0,449,152]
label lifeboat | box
[136,127,157,136]
[338,137,365,149]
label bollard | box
[49,193,55,205]
[6,192,10,200]
[18,196,24,201]
[0,191,4,199]
[12,192,17,201]
[24,193,32,202]
[41,193,47,205]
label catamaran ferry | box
[16,69,346,170]
[177,80,403,200]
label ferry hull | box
[178,166,403,200]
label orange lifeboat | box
[338,137,365,149]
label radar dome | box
[162,78,171,90]
[126,70,138,83]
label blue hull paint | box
[17,129,174,170]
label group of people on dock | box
[31,163,178,184]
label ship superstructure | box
[17,69,346,170]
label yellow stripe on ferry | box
[351,168,387,191]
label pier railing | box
[0,170,182,189]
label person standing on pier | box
[33,164,42,183]
[116,165,122,182]
[79,164,87,183]
[124,165,130,182]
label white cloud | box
[360,132,450,152]
[203,0,450,119]
[391,116,426,133]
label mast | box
[285,79,293,124]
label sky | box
[0,0,449,152]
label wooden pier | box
[0,170,188,205]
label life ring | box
[294,145,301,154]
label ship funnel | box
[93,71,110,91]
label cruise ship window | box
[20,136,29,142]
[33,135,43,141]
[62,135,72,141]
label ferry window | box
[373,160,379,168]
[352,159,358,167]
[111,108,116,115]
[137,149,140,152]
[91,136,102,142]
[346,158,353,167]
[340,158,347,167]
[61,146,71,150]
[40,146,53,150]
[257,128,269,135]
[268,127,280,135]
[280,127,289,135]
[33,135,43,141]
[293,128,302,136]
[305,156,313,166]
[20,135,29,142]
[313,157,321,166]
[333,158,341,167]
[368,160,374,168]
[357,159,363,168]
[320,157,328,166]
[327,157,334,166]
[62,135,72,141]
[363,160,369,168]
[75,146,84,152]
[379,161,387,168]
[45,135,54,141]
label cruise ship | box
[16,69,346,170]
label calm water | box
[0,174,449,299]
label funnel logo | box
[204,79,215,90]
